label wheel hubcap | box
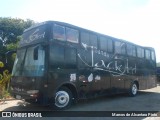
[55,91,69,108]
[132,84,137,95]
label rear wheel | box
[129,82,138,97]
[54,87,73,110]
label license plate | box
[16,95,21,99]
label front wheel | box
[54,87,73,110]
[129,83,138,97]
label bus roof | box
[24,20,154,51]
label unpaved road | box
[0,82,160,120]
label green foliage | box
[0,17,34,45]
[0,61,11,99]
[6,43,18,51]
[0,17,35,100]
[0,17,35,72]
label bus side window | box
[90,34,97,48]
[127,44,132,56]
[145,49,151,60]
[66,27,79,43]
[115,41,126,55]
[50,45,64,69]
[132,45,136,57]
[142,48,144,58]
[137,47,144,58]
[127,44,136,57]
[53,24,65,41]
[81,32,90,46]
[121,43,126,54]
[151,51,156,61]
[65,48,77,69]
[115,41,121,54]
[99,36,107,51]
[107,39,113,53]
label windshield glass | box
[12,49,26,76]
[12,45,45,76]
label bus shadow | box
[68,90,160,111]
[2,90,160,119]
[2,90,159,112]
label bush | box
[0,61,11,99]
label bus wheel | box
[54,87,73,109]
[129,82,138,97]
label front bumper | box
[10,89,40,100]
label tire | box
[53,87,73,110]
[129,82,138,97]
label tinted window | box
[108,39,113,53]
[115,41,121,54]
[151,51,156,61]
[127,44,132,56]
[50,45,64,69]
[90,34,97,48]
[53,24,65,41]
[65,48,77,68]
[99,36,107,51]
[127,44,136,57]
[121,43,126,54]
[81,32,97,48]
[142,48,144,58]
[132,46,136,57]
[145,49,151,60]
[115,41,126,54]
[81,32,89,45]
[137,47,141,58]
[66,27,79,43]
[100,36,113,52]
[137,47,144,58]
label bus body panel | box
[10,21,157,107]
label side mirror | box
[5,50,16,63]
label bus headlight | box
[27,90,39,94]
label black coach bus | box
[10,21,157,109]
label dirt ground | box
[0,82,160,120]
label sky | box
[0,0,160,62]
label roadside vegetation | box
[0,61,11,101]
[0,17,34,100]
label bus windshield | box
[12,45,45,76]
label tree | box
[0,17,34,46]
[0,61,11,100]
[0,17,35,72]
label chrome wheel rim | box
[132,84,137,95]
[55,91,69,108]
